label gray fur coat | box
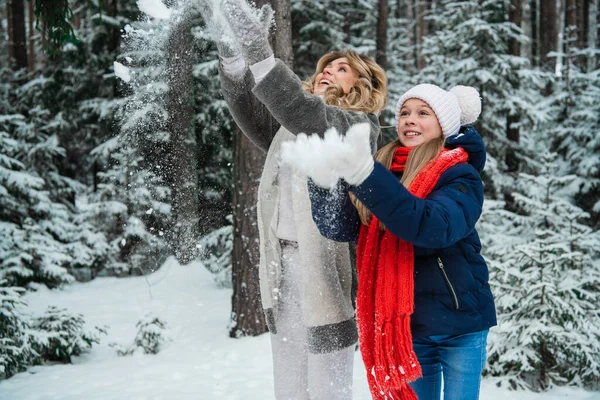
[219,59,380,353]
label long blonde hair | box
[302,50,388,114]
[352,136,446,227]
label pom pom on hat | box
[449,85,481,125]
[395,83,481,137]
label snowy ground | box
[1,258,598,400]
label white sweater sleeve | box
[249,55,276,84]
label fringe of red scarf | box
[357,147,468,399]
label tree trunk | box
[509,0,522,56]
[506,0,521,172]
[539,0,557,69]
[166,17,200,265]
[230,131,266,337]
[376,0,389,71]
[272,0,293,68]
[7,0,28,75]
[532,0,539,65]
[230,0,293,338]
[576,0,587,50]
[521,0,533,61]
[588,0,598,71]
[27,0,34,79]
[415,0,430,69]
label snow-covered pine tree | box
[0,284,38,379]
[381,0,419,143]
[0,64,105,288]
[549,45,600,227]
[110,312,171,356]
[485,152,600,391]
[291,0,384,76]
[32,306,106,363]
[417,0,553,196]
[291,0,354,77]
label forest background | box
[1,0,600,394]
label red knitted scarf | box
[356,146,468,400]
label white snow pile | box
[113,61,131,82]
[137,0,172,20]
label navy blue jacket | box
[309,127,497,338]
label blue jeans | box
[409,329,489,400]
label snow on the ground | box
[0,258,598,400]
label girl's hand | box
[280,123,375,188]
[338,123,375,185]
[280,129,343,189]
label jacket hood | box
[445,126,486,173]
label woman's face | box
[313,57,359,96]
[397,98,443,147]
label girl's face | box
[313,57,359,96]
[397,99,443,147]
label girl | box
[285,84,496,400]
[198,0,388,398]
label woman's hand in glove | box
[195,0,240,58]
[220,0,274,65]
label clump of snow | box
[280,122,373,189]
[113,61,131,83]
[137,0,172,20]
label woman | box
[283,84,496,400]
[198,0,388,398]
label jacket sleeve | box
[308,179,361,242]
[251,60,380,150]
[350,162,484,248]
[219,66,281,153]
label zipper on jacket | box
[437,257,460,310]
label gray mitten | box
[220,0,274,65]
[196,0,241,58]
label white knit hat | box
[394,84,482,137]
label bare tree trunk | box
[230,131,266,337]
[532,0,540,65]
[272,0,293,68]
[521,0,533,61]
[7,0,14,62]
[414,0,430,69]
[7,0,28,76]
[376,0,389,71]
[539,0,557,70]
[576,0,587,50]
[27,0,34,79]
[588,0,598,71]
[166,16,200,265]
[509,0,522,56]
[506,0,522,172]
[562,0,578,116]
[230,0,292,338]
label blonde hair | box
[302,50,388,114]
[352,136,446,227]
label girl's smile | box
[397,98,443,147]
